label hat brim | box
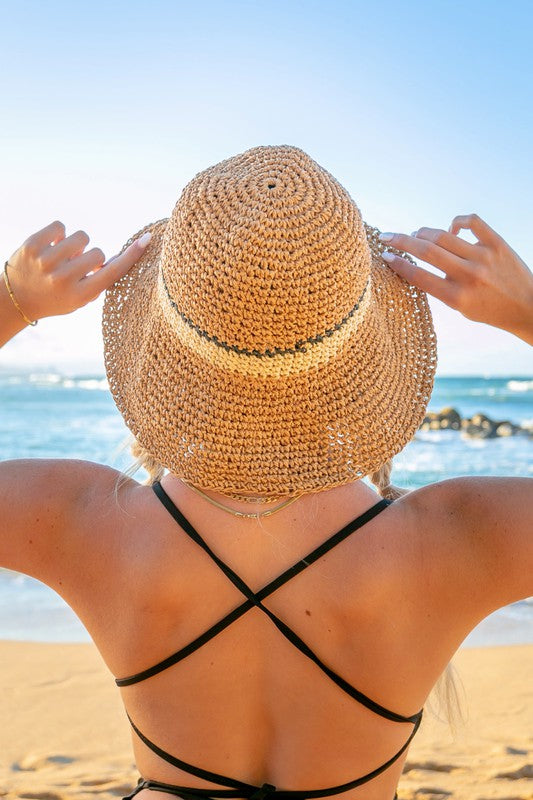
[103,219,437,494]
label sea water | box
[0,369,532,646]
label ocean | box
[0,369,532,646]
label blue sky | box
[1,0,532,374]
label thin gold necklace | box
[182,480,303,518]
[213,488,285,504]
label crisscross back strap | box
[117,483,416,724]
[119,481,422,800]
[118,483,393,691]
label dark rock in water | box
[419,407,531,439]
[462,423,495,439]
[420,412,439,431]
[438,407,461,430]
[470,413,492,428]
[495,421,515,437]
[463,413,497,438]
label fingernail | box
[137,232,152,249]
[411,230,418,237]
[378,232,395,242]
[381,251,395,262]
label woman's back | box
[28,463,528,800]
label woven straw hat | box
[103,144,437,495]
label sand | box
[0,641,531,800]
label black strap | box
[125,782,399,800]
[128,710,421,798]
[152,480,393,601]
[118,485,411,723]
[117,485,392,688]
[116,598,255,686]
[116,492,394,687]
[128,714,257,792]
[119,483,415,723]
[120,483,421,797]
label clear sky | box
[1,0,532,375]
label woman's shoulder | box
[398,473,532,517]
[393,474,533,611]
[1,456,144,541]
[0,457,140,581]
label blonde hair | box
[121,437,462,729]
[369,459,407,500]
[128,437,166,484]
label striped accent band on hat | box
[157,270,372,378]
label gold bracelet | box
[3,261,37,327]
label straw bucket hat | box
[103,145,437,495]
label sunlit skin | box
[0,215,532,800]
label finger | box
[62,247,106,280]
[448,213,501,247]
[42,230,91,265]
[378,231,468,279]
[78,232,152,300]
[382,252,458,306]
[413,227,475,262]
[24,220,66,252]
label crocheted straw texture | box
[103,145,437,494]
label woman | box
[1,145,532,800]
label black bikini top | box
[117,481,422,800]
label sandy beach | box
[0,641,531,800]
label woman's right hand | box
[379,213,533,345]
[1,220,151,347]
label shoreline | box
[0,641,531,800]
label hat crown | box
[159,145,371,352]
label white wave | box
[29,372,62,384]
[467,387,498,396]
[507,379,533,392]
[414,430,456,444]
[17,373,109,390]
[75,378,108,391]
[61,377,108,390]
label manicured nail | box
[382,251,395,262]
[378,232,394,242]
[137,232,152,248]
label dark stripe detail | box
[161,270,369,358]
